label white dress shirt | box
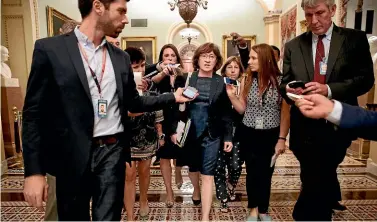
[326,100,343,125]
[74,27,124,137]
[312,23,334,99]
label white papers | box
[176,121,186,142]
[133,72,143,95]
[270,153,278,168]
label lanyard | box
[78,43,107,97]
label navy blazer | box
[172,72,233,142]
[339,103,377,141]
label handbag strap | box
[185,72,192,88]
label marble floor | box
[1,151,377,221]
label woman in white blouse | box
[226,44,290,221]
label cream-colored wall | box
[125,0,266,57]
[346,0,377,37]
[1,0,39,97]
[37,0,266,56]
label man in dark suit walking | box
[281,0,374,220]
[22,0,192,220]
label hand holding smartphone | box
[183,86,198,99]
[224,77,239,87]
[288,81,306,89]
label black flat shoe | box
[332,202,347,211]
[192,197,201,206]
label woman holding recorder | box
[226,44,290,221]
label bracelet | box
[278,137,286,141]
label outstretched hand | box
[173,87,199,103]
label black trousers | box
[214,141,243,202]
[239,124,279,213]
[56,138,125,221]
[292,140,347,221]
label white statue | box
[1,46,12,79]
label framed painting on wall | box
[280,5,297,68]
[300,20,309,33]
[121,37,157,64]
[46,6,74,37]
[222,35,256,59]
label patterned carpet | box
[2,152,377,221]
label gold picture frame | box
[121,37,157,64]
[46,6,73,37]
[222,35,256,59]
[300,20,309,33]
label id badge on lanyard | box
[319,57,327,75]
[98,99,108,118]
[78,43,108,119]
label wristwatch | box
[158,134,165,140]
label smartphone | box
[183,86,198,99]
[224,77,239,87]
[288,81,306,89]
[287,92,303,101]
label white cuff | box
[325,100,342,126]
[326,84,332,99]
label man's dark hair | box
[125,47,145,64]
[78,0,130,19]
[270,45,280,58]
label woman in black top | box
[150,44,185,207]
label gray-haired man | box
[281,0,374,220]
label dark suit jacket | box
[172,72,233,142]
[280,25,374,150]
[339,102,377,141]
[22,32,175,186]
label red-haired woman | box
[226,44,290,221]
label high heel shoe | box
[165,195,174,208]
[175,173,183,189]
[165,200,174,208]
[139,202,149,217]
[192,197,201,206]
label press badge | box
[97,99,108,118]
[320,61,327,75]
[255,116,264,129]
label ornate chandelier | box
[179,28,200,44]
[168,0,208,27]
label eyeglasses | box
[200,54,216,61]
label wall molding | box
[2,15,24,65]
[31,0,40,39]
[2,0,22,7]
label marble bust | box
[1,45,12,79]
